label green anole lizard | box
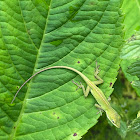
[11,62,121,128]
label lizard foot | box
[72,80,83,90]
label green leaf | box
[121,0,140,39]
[121,31,140,60]
[0,0,124,139]
[127,61,140,78]
[121,0,140,95]
[127,60,140,89]
[128,117,140,133]
[121,31,140,96]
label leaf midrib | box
[10,0,52,139]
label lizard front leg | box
[95,104,104,115]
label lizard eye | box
[112,120,115,123]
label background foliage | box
[0,0,139,140]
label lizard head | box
[106,108,121,128]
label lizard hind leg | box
[72,80,90,97]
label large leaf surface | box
[0,0,123,140]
